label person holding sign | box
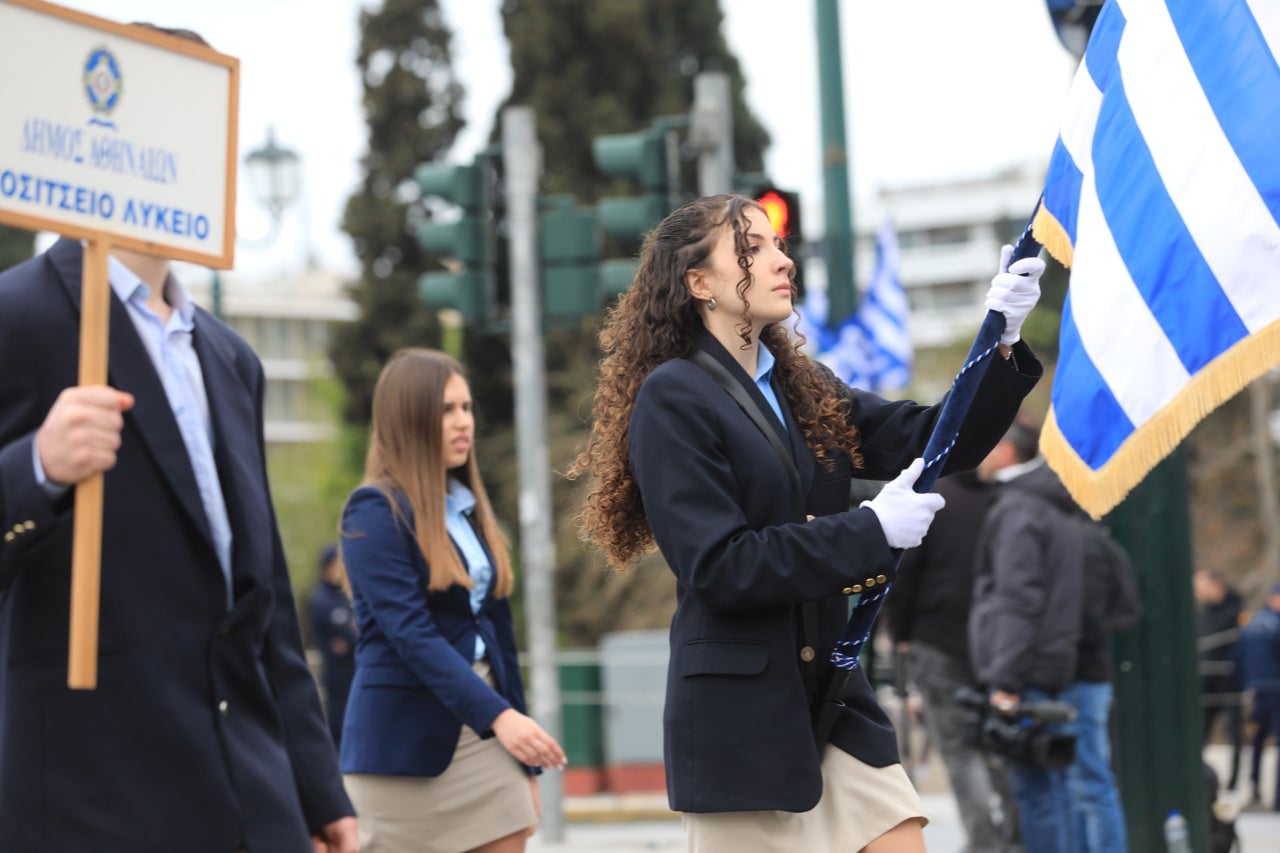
[0,14,356,851]
[0,247,359,849]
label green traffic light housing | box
[419,270,487,320]
[415,163,483,209]
[540,202,599,319]
[596,195,670,241]
[414,159,495,321]
[599,258,638,301]
[417,218,486,264]
[592,128,666,191]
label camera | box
[954,687,1078,770]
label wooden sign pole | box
[68,236,111,690]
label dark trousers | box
[906,642,1021,852]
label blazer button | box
[876,574,887,584]
[864,577,877,588]
[799,646,816,662]
[847,584,863,594]
[3,531,13,543]
[218,700,229,717]
[23,520,34,530]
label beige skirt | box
[682,745,927,853]
[344,659,537,853]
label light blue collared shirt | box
[445,478,493,661]
[34,256,233,608]
[754,343,787,431]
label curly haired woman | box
[572,194,1044,853]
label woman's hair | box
[570,193,863,571]
[354,348,512,596]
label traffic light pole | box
[816,0,856,326]
[502,106,566,842]
[692,71,733,195]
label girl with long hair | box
[340,349,564,853]
[572,194,1043,852]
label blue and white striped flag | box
[798,218,912,393]
[1034,0,1280,518]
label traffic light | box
[747,181,805,296]
[592,117,684,240]
[415,159,495,321]
[539,196,598,319]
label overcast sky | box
[51,0,1077,278]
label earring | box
[707,296,717,312]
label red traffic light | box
[756,190,792,238]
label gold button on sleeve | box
[876,574,887,584]
[799,646,816,662]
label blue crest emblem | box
[83,47,122,116]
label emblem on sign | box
[83,47,122,117]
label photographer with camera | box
[968,419,1131,853]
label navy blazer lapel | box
[695,332,792,453]
[48,239,216,552]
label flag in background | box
[797,217,912,393]
[1033,0,1280,519]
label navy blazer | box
[628,330,1040,813]
[338,485,533,777]
[0,240,353,852]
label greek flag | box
[798,218,911,393]
[1034,0,1280,518]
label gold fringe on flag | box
[1032,205,1074,269]
[1042,317,1280,519]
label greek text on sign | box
[0,0,238,268]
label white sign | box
[0,0,238,267]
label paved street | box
[531,794,1280,852]
[527,745,1280,852]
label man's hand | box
[989,689,1021,715]
[311,816,358,853]
[34,386,135,485]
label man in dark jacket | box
[890,470,1019,851]
[1194,569,1245,790]
[969,419,1129,853]
[1237,582,1280,810]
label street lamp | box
[244,126,302,227]
[212,126,302,317]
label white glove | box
[860,458,946,550]
[985,244,1044,345]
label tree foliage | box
[331,0,466,425]
[496,0,771,202]
[0,225,34,272]
[483,0,774,645]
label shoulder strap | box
[687,349,822,700]
[688,350,804,521]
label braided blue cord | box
[825,212,1044,675]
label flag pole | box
[811,207,1044,744]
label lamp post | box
[211,126,302,318]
